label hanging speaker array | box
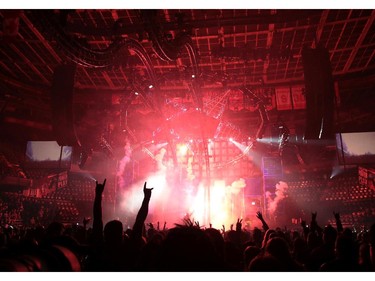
[302,46,335,140]
[51,64,81,147]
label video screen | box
[25,141,72,168]
[336,132,375,165]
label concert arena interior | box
[0,9,374,269]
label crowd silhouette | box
[0,178,374,272]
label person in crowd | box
[264,236,305,271]
[154,218,227,271]
[248,254,283,272]
[0,175,374,273]
[243,245,261,271]
[369,223,375,271]
[320,232,360,271]
[252,227,264,249]
[86,179,153,271]
[358,236,372,271]
[307,224,337,271]
[291,236,309,267]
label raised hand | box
[311,212,317,221]
[221,225,225,234]
[333,211,343,232]
[256,211,264,221]
[93,179,106,241]
[83,217,91,225]
[143,181,153,199]
[256,211,269,231]
[333,211,340,220]
[96,179,106,195]
[236,218,243,232]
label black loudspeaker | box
[302,46,335,139]
[51,64,80,147]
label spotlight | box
[177,144,188,155]
[134,91,139,96]
[84,174,96,182]
[148,84,153,89]
[191,74,195,78]
[229,137,233,142]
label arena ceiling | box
[0,9,374,163]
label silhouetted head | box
[335,234,355,260]
[323,225,338,245]
[204,227,225,257]
[370,223,375,246]
[158,226,223,271]
[343,227,354,239]
[45,222,64,239]
[248,254,283,271]
[262,229,276,248]
[359,242,371,266]
[224,229,237,243]
[244,245,261,270]
[292,237,308,253]
[252,227,263,246]
[265,237,291,261]
[104,220,123,246]
[369,223,375,268]
[307,231,321,250]
[292,230,300,241]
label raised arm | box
[91,179,106,244]
[333,211,343,233]
[83,216,91,242]
[310,211,322,234]
[231,218,244,246]
[131,181,153,241]
[256,211,269,231]
[300,220,309,240]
